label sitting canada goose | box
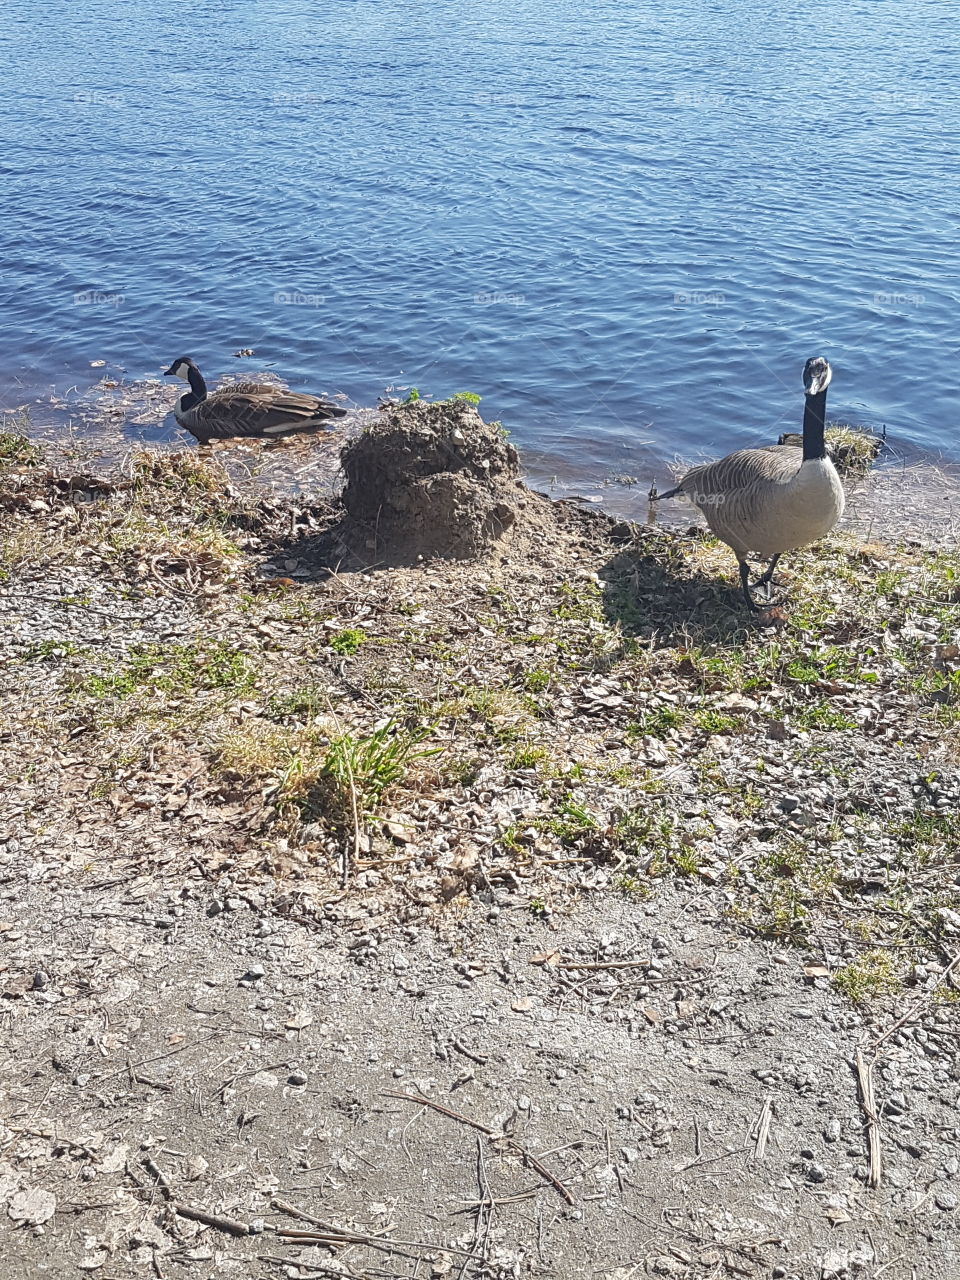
[653,357,845,610]
[163,357,347,444]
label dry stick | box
[258,1258,362,1279]
[855,1049,883,1189]
[275,1227,466,1263]
[100,1030,226,1081]
[382,1089,574,1205]
[272,1198,477,1260]
[141,1156,254,1236]
[751,1098,773,1162]
[173,1203,254,1237]
[451,1038,489,1066]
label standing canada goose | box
[163,357,347,444]
[654,357,845,610]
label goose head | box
[164,357,200,382]
[803,356,832,396]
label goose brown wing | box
[198,392,345,438]
[680,445,802,499]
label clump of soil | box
[340,400,523,561]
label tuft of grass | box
[693,709,742,735]
[627,707,687,739]
[20,639,81,662]
[832,950,902,1003]
[446,391,481,405]
[81,641,256,701]
[319,719,440,821]
[132,450,225,495]
[0,429,43,468]
[737,840,840,943]
[266,686,330,721]
[329,628,366,656]
[220,717,440,828]
[547,795,597,843]
[507,742,548,770]
[522,667,553,693]
[793,703,859,731]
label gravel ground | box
[1,410,959,1279]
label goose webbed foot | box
[739,560,784,611]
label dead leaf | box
[804,965,830,979]
[511,996,534,1013]
[285,1010,313,1031]
[8,1186,56,1225]
[529,950,561,967]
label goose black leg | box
[738,560,760,611]
[755,553,781,590]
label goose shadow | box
[599,526,771,649]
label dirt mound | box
[340,400,523,561]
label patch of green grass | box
[793,703,859,731]
[320,719,440,820]
[507,743,548,770]
[891,809,960,864]
[220,716,440,827]
[81,641,256,701]
[266,686,329,721]
[552,580,604,623]
[20,639,81,661]
[627,707,687,739]
[737,840,840,943]
[0,429,42,468]
[446,391,481,405]
[613,872,650,898]
[547,795,597,843]
[329,628,366,656]
[692,709,742,735]
[832,950,902,1003]
[522,667,553,693]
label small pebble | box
[936,1191,958,1211]
[288,1072,308,1086]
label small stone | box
[936,1191,958,1211]
[779,795,800,813]
[800,1146,815,1159]
[242,964,266,983]
[806,1161,828,1183]
[288,1072,308,1086]
[32,971,49,991]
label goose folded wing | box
[682,445,803,498]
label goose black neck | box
[187,366,207,402]
[802,389,827,461]
[180,366,207,413]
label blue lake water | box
[1,0,958,485]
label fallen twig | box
[141,1155,254,1235]
[383,1089,575,1204]
[750,1098,773,1162]
[855,1049,883,1188]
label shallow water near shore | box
[2,0,958,483]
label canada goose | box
[163,357,347,444]
[654,357,845,610]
